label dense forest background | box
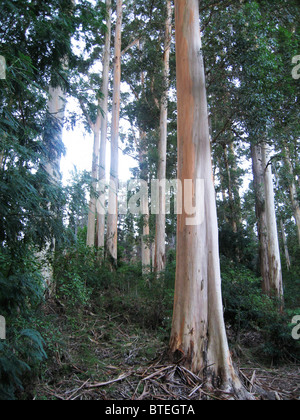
[0,0,299,400]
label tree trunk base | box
[169,349,254,400]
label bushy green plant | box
[106,260,174,332]
[54,239,98,307]
[221,257,270,331]
[221,257,300,362]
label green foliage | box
[0,326,48,400]
[0,0,88,400]
[0,340,30,400]
[221,257,300,362]
[222,258,273,330]
[0,247,44,313]
[0,246,48,400]
[110,264,174,332]
[219,225,258,270]
[54,238,98,307]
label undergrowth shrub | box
[54,239,99,307]
[91,259,174,332]
[221,257,300,362]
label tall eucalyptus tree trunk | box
[86,120,101,247]
[87,0,112,250]
[252,142,284,304]
[170,0,245,395]
[154,0,172,273]
[283,144,300,246]
[107,0,123,264]
[280,219,291,271]
[97,0,112,253]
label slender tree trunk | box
[217,154,228,204]
[228,141,242,230]
[97,0,112,253]
[141,214,151,269]
[251,143,284,304]
[280,219,291,271]
[222,144,238,233]
[283,144,300,246]
[139,132,151,273]
[141,189,151,273]
[87,123,101,247]
[137,41,151,273]
[170,0,244,395]
[263,144,283,303]
[251,144,270,293]
[154,0,172,273]
[107,0,123,264]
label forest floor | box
[26,296,300,401]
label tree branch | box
[121,37,141,56]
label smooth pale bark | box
[141,189,151,273]
[251,143,284,303]
[138,41,151,273]
[262,144,283,302]
[87,123,101,247]
[284,145,300,246]
[155,0,172,273]
[97,0,112,252]
[107,0,122,263]
[251,144,270,293]
[170,0,243,394]
[139,132,151,273]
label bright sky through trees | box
[61,100,136,183]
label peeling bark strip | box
[107,0,123,263]
[170,0,244,394]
